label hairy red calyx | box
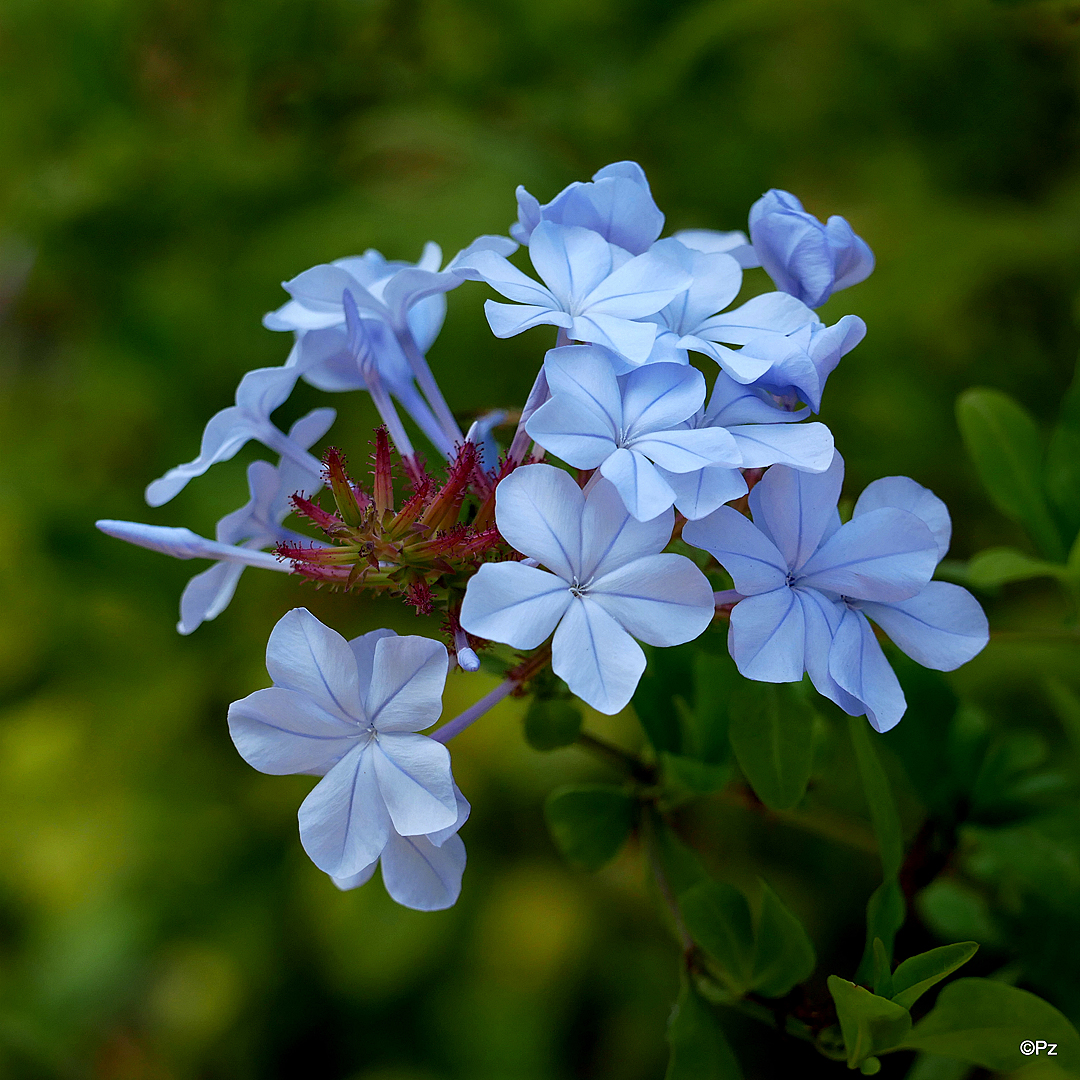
[278,430,511,619]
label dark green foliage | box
[543,785,635,870]
[956,387,1065,560]
[3,0,1080,1075]
[728,680,815,811]
[827,976,911,1069]
[900,978,1080,1071]
[523,697,583,751]
[665,979,743,1080]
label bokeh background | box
[1,0,1080,1077]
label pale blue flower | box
[331,786,470,911]
[229,610,460,884]
[748,189,875,309]
[645,236,817,383]
[683,457,988,731]
[100,408,335,633]
[455,221,692,365]
[657,371,835,520]
[459,465,714,713]
[524,345,741,521]
[673,228,760,268]
[145,365,324,506]
[511,161,664,255]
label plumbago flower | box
[459,465,715,713]
[145,365,324,507]
[98,407,336,633]
[454,221,693,365]
[749,189,875,309]
[510,160,665,255]
[228,608,466,910]
[683,457,989,731]
[524,345,743,521]
[657,370,835,520]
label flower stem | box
[431,679,515,743]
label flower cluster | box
[98,162,988,910]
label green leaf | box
[544,785,634,871]
[686,651,738,764]
[750,881,816,997]
[680,881,756,992]
[523,698,582,751]
[901,977,1080,1072]
[967,547,1065,588]
[956,388,1065,561]
[661,752,730,798]
[633,643,695,755]
[861,880,906,981]
[728,681,814,810]
[665,979,743,1080]
[849,717,904,879]
[828,975,912,1068]
[871,938,894,998]
[1046,365,1080,544]
[652,815,710,896]
[890,942,978,1010]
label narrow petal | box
[542,344,624,428]
[299,745,391,877]
[570,311,658,364]
[860,583,989,671]
[600,447,676,521]
[621,363,705,438]
[145,407,256,506]
[265,608,366,724]
[552,597,646,715]
[729,422,834,471]
[829,608,906,733]
[493,464,583,578]
[728,587,806,682]
[367,636,449,733]
[456,248,558,306]
[748,456,845,571]
[705,372,808,427]
[679,335,773,383]
[631,427,742,472]
[682,506,789,595]
[372,733,457,836]
[529,222,614,305]
[662,465,748,521]
[380,832,466,911]
[330,861,379,892]
[459,563,572,649]
[579,477,674,579]
[589,553,714,646]
[797,508,938,602]
[853,476,951,561]
[794,588,864,714]
[96,520,280,567]
[527,395,619,468]
[695,293,816,344]
[581,248,693,319]
[349,629,397,693]
[178,561,245,635]
[228,687,360,775]
[485,301,567,338]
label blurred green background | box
[1,0,1080,1076]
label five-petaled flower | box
[459,464,715,714]
[228,610,464,902]
[683,457,989,731]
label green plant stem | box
[574,731,657,784]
